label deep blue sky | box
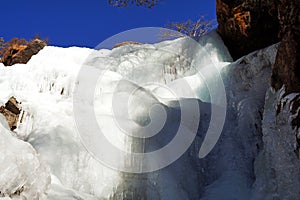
[1,0,216,48]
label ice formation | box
[0,29,288,199]
[0,115,50,200]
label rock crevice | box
[0,97,21,131]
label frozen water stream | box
[0,30,278,199]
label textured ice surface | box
[0,31,232,199]
[252,87,300,200]
[0,115,50,200]
[0,30,282,199]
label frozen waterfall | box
[0,30,278,200]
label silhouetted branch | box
[161,17,217,40]
[108,0,159,8]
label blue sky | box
[1,0,216,48]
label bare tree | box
[33,34,50,44]
[0,37,3,59]
[0,37,4,49]
[161,17,217,40]
[108,0,159,8]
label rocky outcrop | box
[271,0,300,94]
[0,97,21,130]
[1,39,47,66]
[216,0,280,60]
[217,0,300,124]
[271,32,300,93]
[217,0,300,95]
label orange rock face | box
[1,39,47,66]
[217,0,300,95]
[216,0,280,60]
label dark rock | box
[216,0,280,60]
[291,94,300,129]
[0,97,21,131]
[217,0,300,94]
[271,32,300,93]
[1,39,47,66]
[271,0,300,94]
